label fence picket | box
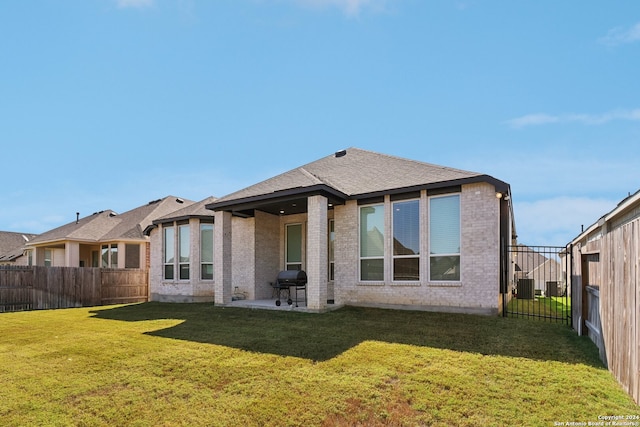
[0,266,148,312]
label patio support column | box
[214,210,233,305]
[306,195,328,311]
[65,241,80,267]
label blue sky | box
[1,0,639,246]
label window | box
[200,222,214,280]
[44,249,52,267]
[28,250,33,266]
[101,245,108,268]
[429,194,461,281]
[178,224,190,280]
[328,219,335,281]
[163,226,175,280]
[393,200,420,281]
[360,204,384,281]
[101,244,118,268]
[285,223,302,271]
[125,244,140,268]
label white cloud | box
[116,0,154,9]
[293,0,387,16]
[506,109,640,129]
[599,22,640,46]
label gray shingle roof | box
[210,147,505,209]
[153,196,217,223]
[0,231,38,262]
[143,196,217,235]
[27,196,194,245]
[101,197,195,241]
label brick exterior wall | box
[306,195,328,310]
[231,216,255,299]
[254,210,280,299]
[149,218,216,303]
[333,182,501,315]
[214,211,233,304]
[157,182,504,314]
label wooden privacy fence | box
[573,217,640,404]
[584,285,605,365]
[598,220,639,404]
[0,266,148,312]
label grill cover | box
[276,270,307,285]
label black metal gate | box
[503,245,572,325]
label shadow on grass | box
[90,302,603,366]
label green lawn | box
[507,296,571,321]
[0,303,636,426]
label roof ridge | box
[299,166,349,195]
[351,147,481,175]
[298,167,325,185]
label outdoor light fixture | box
[496,192,503,199]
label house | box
[199,148,515,314]
[568,189,640,404]
[25,196,193,269]
[511,244,564,298]
[144,197,217,302]
[0,231,38,265]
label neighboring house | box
[512,244,548,280]
[569,189,640,404]
[144,197,217,302]
[511,244,564,297]
[527,258,563,296]
[203,148,516,314]
[25,196,193,269]
[0,232,38,265]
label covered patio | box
[225,297,342,313]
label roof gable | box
[28,196,194,245]
[28,210,119,245]
[101,197,195,240]
[0,231,38,261]
[153,196,217,224]
[143,197,217,236]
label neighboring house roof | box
[143,196,217,235]
[513,244,550,275]
[0,231,38,262]
[527,258,562,282]
[208,147,510,215]
[27,196,194,246]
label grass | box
[507,296,572,321]
[0,303,637,426]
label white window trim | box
[285,222,304,271]
[392,198,421,283]
[328,219,335,282]
[163,225,175,281]
[428,193,462,283]
[100,243,118,268]
[359,203,385,283]
[178,223,190,281]
[200,222,214,281]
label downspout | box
[499,193,509,317]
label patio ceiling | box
[225,195,344,218]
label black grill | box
[272,270,307,306]
[276,270,307,285]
